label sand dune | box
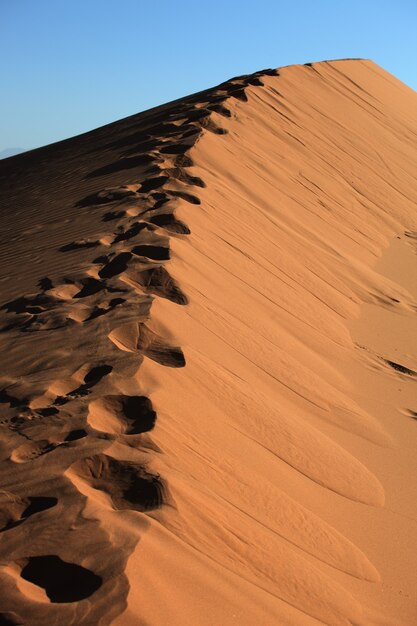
[0,59,416,625]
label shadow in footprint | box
[11,440,58,464]
[167,190,201,205]
[19,555,102,603]
[72,454,165,512]
[102,210,126,222]
[149,212,190,235]
[86,154,155,178]
[64,429,88,442]
[131,245,170,261]
[113,222,148,243]
[98,253,132,279]
[88,395,156,435]
[74,278,105,299]
[159,143,189,155]
[385,359,416,377]
[1,496,57,533]
[128,266,188,304]
[140,176,169,194]
[67,365,113,399]
[1,293,55,316]
[0,390,23,408]
[166,168,206,188]
[59,240,98,253]
[108,323,185,368]
[76,187,136,208]
[21,497,58,518]
[38,277,53,291]
[87,298,125,321]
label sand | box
[0,59,416,626]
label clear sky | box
[1,0,416,152]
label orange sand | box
[0,59,416,625]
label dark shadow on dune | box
[21,497,58,518]
[66,364,113,400]
[64,429,88,441]
[1,496,57,534]
[159,143,189,155]
[74,278,105,298]
[167,190,201,204]
[37,407,59,417]
[85,364,113,385]
[59,240,99,252]
[0,389,23,408]
[20,555,102,603]
[113,222,148,243]
[120,396,157,434]
[76,187,136,208]
[131,245,170,261]
[98,252,132,279]
[385,359,416,376]
[140,176,169,193]
[1,294,55,316]
[102,210,126,222]
[148,212,191,234]
[38,277,53,291]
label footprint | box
[0,493,28,532]
[64,429,88,441]
[74,278,105,298]
[124,266,188,304]
[108,322,185,367]
[148,212,191,235]
[59,239,99,252]
[65,364,113,399]
[159,143,189,155]
[166,189,201,205]
[1,293,57,320]
[102,210,126,222]
[384,359,416,377]
[76,186,137,208]
[21,496,58,517]
[113,222,148,243]
[140,176,169,194]
[1,494,57,532]
[165,168,206,188]
[70,454,165,512]
[86,153,156,178]
[11,440,58,463]
[38,277,53,291]
[88,395,156,435]
[402,409,417,420]
[0,389,23,408]
[98,252,132,279]
[207,103,231,117]
[17,555,102,603]
[199,117,228,135]
[131,244,170,261]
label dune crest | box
[0,60,417,624]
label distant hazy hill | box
[0,147,25,159]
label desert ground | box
[0,59,416,625]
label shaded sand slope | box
[0,60,416,625]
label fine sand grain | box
[0,59,416,625]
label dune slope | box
[0,59,416,626]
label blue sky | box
[1,0,416,152]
